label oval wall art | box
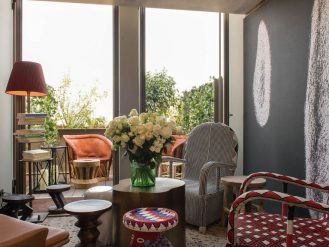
[305,0,329,217]
[253,20,272,127]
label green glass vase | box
[130,161,157,187]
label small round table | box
[46,184,71,214]
[123,207,178,247]
[221,176,266,226]
[64,199,112,247]
[2,194,34,221]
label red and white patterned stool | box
[123,207,178,247]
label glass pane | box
[145,8,219,133]
[23,0,113,132]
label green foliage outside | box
[178,81,215,133]
[31,74,108,145]
[31,69,215,145]
[145,70,215,133]
[145,70,178,117]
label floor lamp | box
[5,61,48,194]
[6,61,47,113]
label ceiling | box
[38,0,265,14]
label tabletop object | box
[64,199,112,247]
[112,177,185,247]
[123,207,178,247]
[1,194,34,221]
[221,175,266,226]
[46,184,71,214]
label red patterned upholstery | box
[123,208,178,247]
[226,172,329,247]
[233,212,329,247]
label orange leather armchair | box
[162,135,187,159]
[0,214,69,247]
[63,134,113,182]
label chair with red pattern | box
[226,172,329,247]
[63,134,113,182]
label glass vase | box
[130,160,157,187]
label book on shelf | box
[23,149,51,160]
[17,113,48,119]
[17,118,46,125]
[17,137,46,143]
[15,129,45,135]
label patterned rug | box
[41,215,228,246]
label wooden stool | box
[221,175,266,227]
[46,184,71,214]
[123,207,178,247]
[64,199,112,247]
[158,162,184,179]
[2,194,34,221]
[72,159,100,189]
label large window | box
[145,8,220,132]
[22,0,113,143]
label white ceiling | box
[37,0,265,14]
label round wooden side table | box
[221,175,266,226]
[46,184,71,214]
[2,194,34,221]
[64,199,112,247]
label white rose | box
[121,134,129,143]
[145,122,153,131]
[129,116,140,126]
[160,126,172,139]
[133,136,145,147]
[129,109,138,117]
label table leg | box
[222,183,229,227]
[20,204,33,221]
[75,215,103,247]
[49,191,66,214]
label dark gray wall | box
[244,0,314,213]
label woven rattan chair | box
[163,122,238,232]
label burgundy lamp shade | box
[5,61,47,96]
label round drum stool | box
[123,207,178,247]
[84,186,113,246]
[72,159,100,189]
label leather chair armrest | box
[0,214,48,247]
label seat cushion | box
[45,227,69,247]
[0,215,48,247]
[235,212,329,247]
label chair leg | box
[199,226,206,233]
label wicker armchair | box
[227,172,329,247]
[63,134,113,182]
[163,122,238,232]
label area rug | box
[41,216,228,246]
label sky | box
[23,0,219,121]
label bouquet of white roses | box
[105,109,182,169]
